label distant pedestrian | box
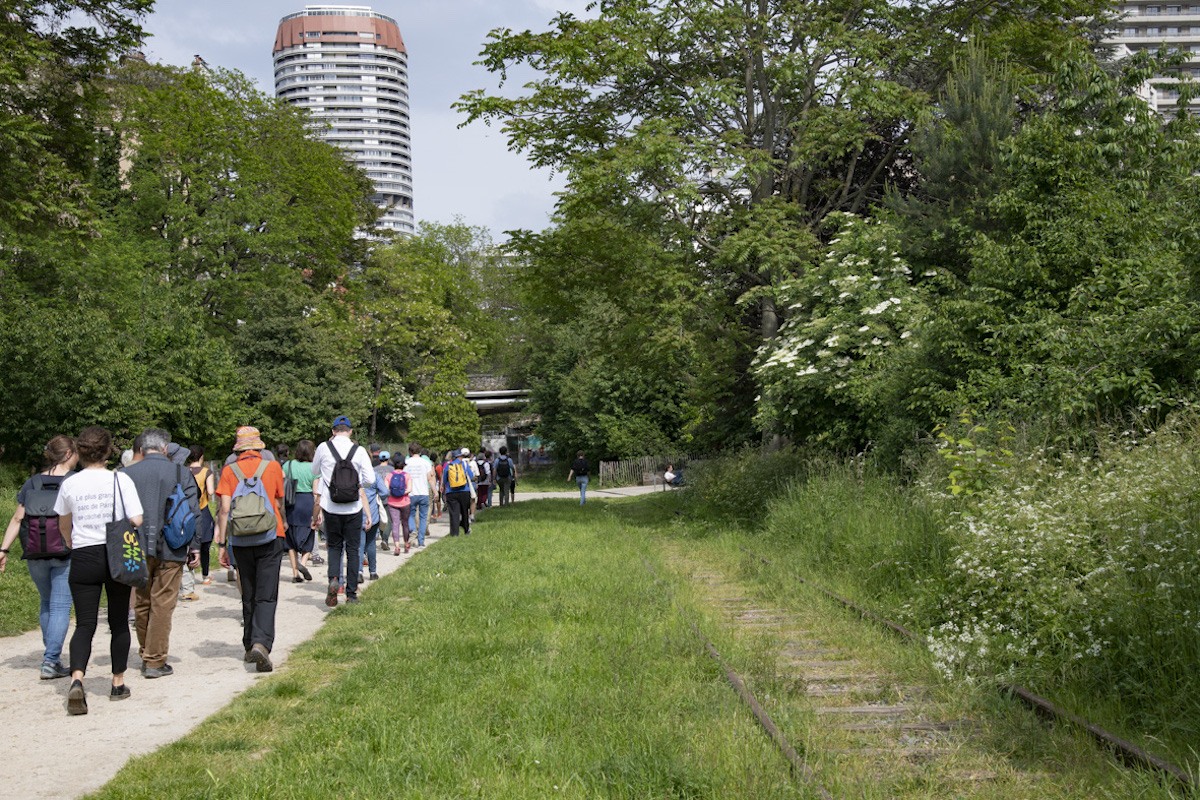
[283,440,317,583]
[568,451,590,505]
[55,427,144,714]
[214,426,287,672]
[0,435,78,680]
[187,445,216,585]
[373,448,392,543]
[311,416,374,607]
[494,446,516,507]
[386,452,411,553]
[404,442,435,548]
[123,428,201,679]
[443,448,475,536]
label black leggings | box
[199,542,212,576]
[68,544,132,676]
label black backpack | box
[495,457,512,478]
[327,441,361,504]
[20,475,69,559]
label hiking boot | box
[246,643,273,673]
[109,684,131,701]
[142,664,174,679]
[41,661,70,680]
[67,680,87,716]
[180,592,199,602]
[325,580,339,608]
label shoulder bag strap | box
[113,471,126,521]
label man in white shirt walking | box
[311,415,375,607]
[403,442,436,548]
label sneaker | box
[362,557,369,567]
[369,572,380,581]
[346,596,360,604]
[67,680,87,716]
[292,575,304,583]
[246,643,273,673]
[404,544,410,554]
[394,547,402,556]
[142,664,174,679]
[298,564,312,581]
[325,580,339,608]
[180,592,199,602]
[200,575,212,585]
[40,661,70,680]
[358,572,364,583]
[109,684,131,701]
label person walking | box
[385,453,411,553]
[187,446,217,586]
[372,447,393,545]
[443,448,475,537]
[311,416,374,607]
[568,451,590,505]
[404,442,435,548]
[214,426,287,673]
[54,426,144,714]
[0,435,78,680]
[356,468,388,582]
[494,446,516,507]
[123,428,201,679]
[283,440,317,583]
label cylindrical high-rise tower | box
[273,5,414,235]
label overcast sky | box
[137,0,590,238]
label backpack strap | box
[252,460,268,480]
[231,462,247,482]
[328,440,346,465]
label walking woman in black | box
[53,427,144,715]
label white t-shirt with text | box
[54,469,144,549]
[403,455,434,496]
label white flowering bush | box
[917,416,1200,692]
[753,213,927,448]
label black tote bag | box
[105,473,149,588]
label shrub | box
[686,446,816,528]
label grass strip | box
[90,499,804,799]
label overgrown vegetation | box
[684,416,1200,770]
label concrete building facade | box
[273,5,414,234]
[1109,2,1200,113]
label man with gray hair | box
[122,428,201,678]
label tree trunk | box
[369,360,383,439]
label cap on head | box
[379,450,390,460]
[368,442,382,453]
[234,426,265,452]
[332,415,353,429]
[460,447,471,456]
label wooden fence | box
[597,453,706,489]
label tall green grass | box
[0,487,40,637]
[90,500,802,799]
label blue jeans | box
[408,494,430,546]
[358,523,379,575]
[27,557,71,665]
[577,475,588,504]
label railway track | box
[610,486,1193,794]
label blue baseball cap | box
[379,450,390,460]
[332,415,353,428]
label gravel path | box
[0,485,662,800]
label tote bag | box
[106,473,149,588]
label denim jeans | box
[26,557,71,665]
[408,494,430,546]
[577,475,588,504]
[359,523,379,574]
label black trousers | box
[324,510,363,598]
[232,537,285,653]
[446,492,472,536]
[68,544,132,675]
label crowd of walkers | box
[0,415,520,716]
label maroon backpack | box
[20,475,69,559]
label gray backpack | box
[228,461,277,545]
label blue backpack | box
[389,470,408,498]
[162,466,197,550]
[228,460,278,547]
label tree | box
[0,1,150,238]
[409,364,480,456]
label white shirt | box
[54,469,144,549]
[312,436,375,515]
[403,455,434,496]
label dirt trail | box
[0,486,658,800]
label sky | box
[136,0,592,238]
